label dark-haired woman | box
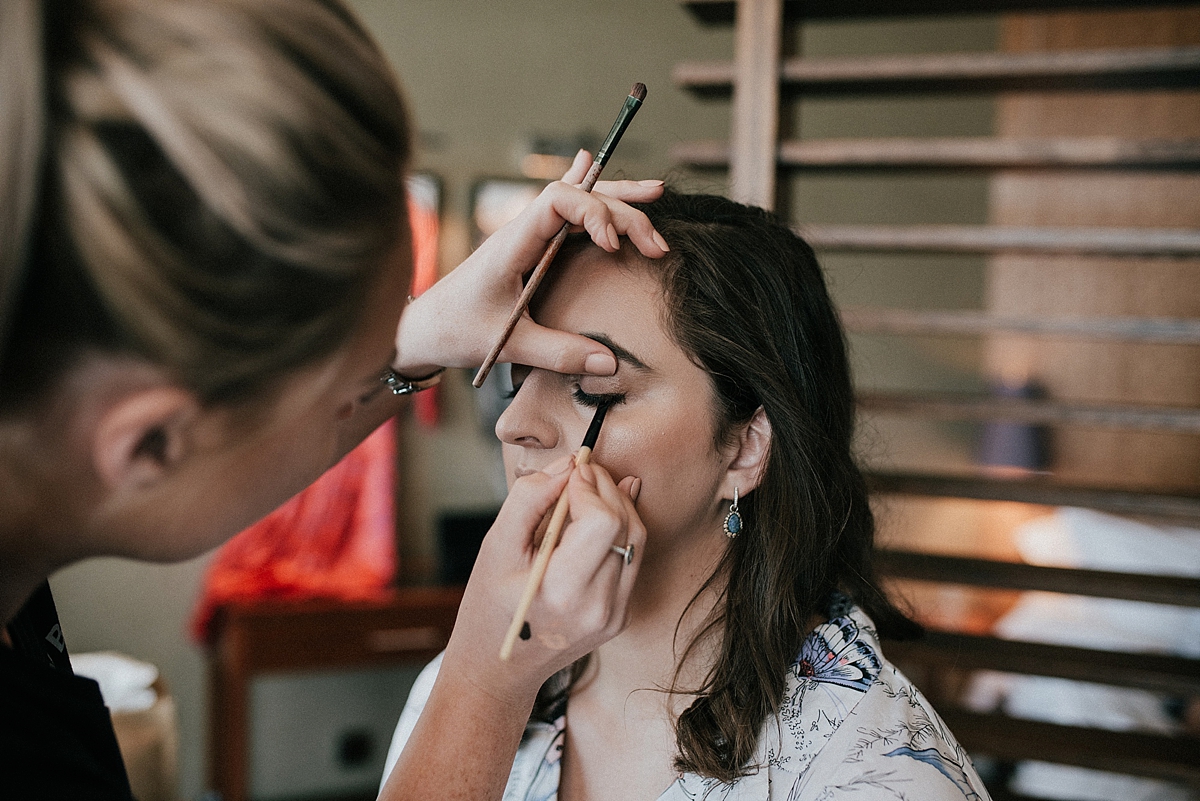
[384,191,990,800]
[1,1,663,799]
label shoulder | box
[761,606,888,776]
[676,603,991,801]
[798,664,990,800]
[785,607,991,800]
[0,647,135,800]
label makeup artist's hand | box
[392,150,667,379]
[378,456,643,801]
[441,454,645,706]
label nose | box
[495,369,562,452]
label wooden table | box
[207,587,464,801]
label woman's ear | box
[722,406,772,497]
[92,386,200,491]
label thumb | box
[503,318,616,377]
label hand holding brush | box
[473,83,650,388]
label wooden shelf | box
[684,0,1200,23]
[887,629,1200,695]
[208,588,465,801]
[800,223,1200,255]
[938,710,1200,786]
[842,307,1200,344]
[858,391,1200,432]
[675,46,1200,95]
[672,136,1200,169]
[876,548,1200,607]
[866,470,1200,521]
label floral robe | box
[382,600,991,801]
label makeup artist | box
[0,1,655,799]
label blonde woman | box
[0,1,664,798]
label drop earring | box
[723,487,742,538]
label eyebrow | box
[582,332,651,372]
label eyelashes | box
[572,386,627,409]
[502,380,626,409]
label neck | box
[584,527,729,708]
[0,416,70,625]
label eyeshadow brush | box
[473,83,647,389]
[499,400,612,661]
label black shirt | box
[1,582,134,801]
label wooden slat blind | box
[674,135,1200,169]
[675,1,1200,794]
[798,223,1200,255]
[676,45,1200,94]
[867,471,1200,521]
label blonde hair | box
[0,0,410,405]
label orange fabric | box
[190,419,397,643]
[408,193,441,427]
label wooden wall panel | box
[986,8,1200,492]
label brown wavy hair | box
[532,190,919,783]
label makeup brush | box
[499,401,612,661]
[473,83,647,389]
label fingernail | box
[651,230,670,253]
[546,454,575,475]
[606,223,620,251]
[638,180,664,187]
[584,352,616,375]
[577,461,596,484]
[629,477,642,502]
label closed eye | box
[572,385,626,409]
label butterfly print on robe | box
[793,616,882,693]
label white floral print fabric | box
[382,600,991,801]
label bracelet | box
[380,366,445,395]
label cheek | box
[590,415,724,537]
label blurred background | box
[49,2,1199,800]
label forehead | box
[533,247,669,353]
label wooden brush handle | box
[471,159,608,389]
[498,447,593,661]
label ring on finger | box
[611,543,634,566]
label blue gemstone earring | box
[723,487,742,538]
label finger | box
[593,466,646,621]
[568,463,645,633]
[588,464,640,549]
[557,463,630,570]
[561,149,592,185]
[485,456,574,556]
[610,505,646,631]
[592,178,664,203]
[500,317,616,376]
[586,189,671,258]
[515,182,667,259]
[547,465,613,567]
